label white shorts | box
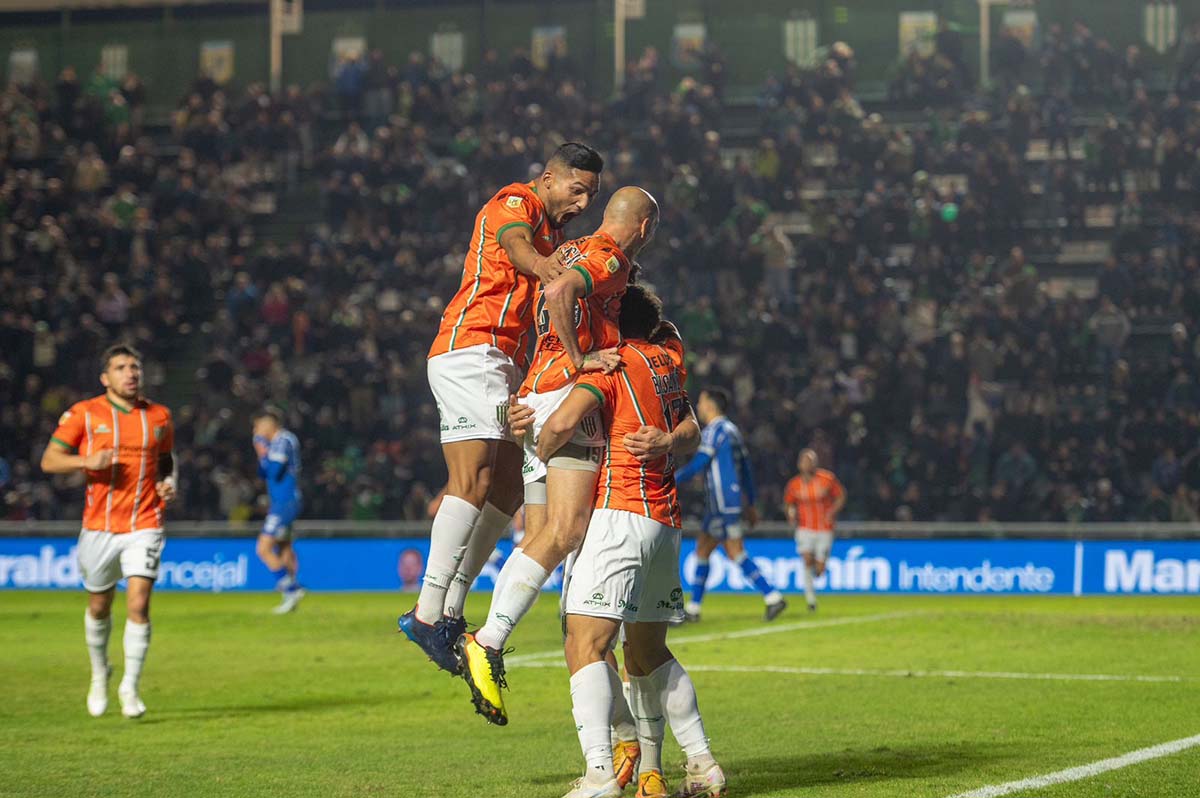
[428,344,520,444]
[796,528,834,560]
[564,508,684,624]
[521,383,606,488]
[77,528,165,592]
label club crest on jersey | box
[154,425,166,441]
[505,195,523,209]
[605,255,620,273]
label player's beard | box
[111,383,141,403]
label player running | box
[676,387,785,622]
[784,449,846,612]
[457,187,659,726]
[40,344,176,719]
[252,408,305,614]
[542,287,726,798]
[399,142,606,673]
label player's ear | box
[99,371,109,388]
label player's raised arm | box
[500,223,565,284]
[542,268,612,373]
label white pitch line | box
[945,732,1200,798]
[507,611,919,666]
[515,661,1188,684]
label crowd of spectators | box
[3,22,1200,526]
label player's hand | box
[253,435,269,459]
[533,251,567,283]
[155,479,178,504]
[623,425,672,463]
[743,505,759,530]
[578,348,621,374]
[508,395,535,438]
[83,449,113,471]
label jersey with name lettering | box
[577,325,690,527]
[519,231,632,396]
[50,394,174,534]
[428,181,565,370]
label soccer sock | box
[570,661,615,782]
[416,495,481,624]
[608,663,638,743]
[443,502,512,620]
[84,611,111,679]
[690,558,710,607]
[120,620,151,692]
[629,672,666,775]
[735,552,782,604]
[475,550,548,650]
[657,659,712,763]
[270,567,293,591]
[803,564,817,606]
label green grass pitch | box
[2,591,1198,798]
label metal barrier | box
[2,520,1198,541]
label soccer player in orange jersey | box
[40,344,177,719]
[784,449,846,612]
[399,143,607,673]
[458,187,658,727]
[538,286,727,798]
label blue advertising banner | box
[1,537,1197,595]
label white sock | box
[629,671,666,775]
[443,502,512,620]
[803,565,817,606]
[416,495,481,624]
[658,659,712,761]
[475,550,548,650]
[570,661,615,782]
[84,612,111,680]
[120,620,151,692]
[608,664,638,743]
[765,590,783,605]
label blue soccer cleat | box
[398,609,462,675]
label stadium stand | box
[3,25,1200,525]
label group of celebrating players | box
[40,140,850,798]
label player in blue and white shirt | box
[675,388,786,622]
[252,408,305,614]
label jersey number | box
[535,294,582,338]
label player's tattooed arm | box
[543,269,620,373]
[623,414,700,463]
[499,225,565,283]
[40,441,112,474]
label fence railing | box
[2,521,1198,541]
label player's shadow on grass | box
[528,742,1002,794]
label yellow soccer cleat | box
[635,770,669,798]
[455,632,509,725]
[613,740,642,789]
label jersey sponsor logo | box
[505,195,523,209]
[95,424,111,434]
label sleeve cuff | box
[50,437,78,453]
[578,383,605,406]
[495,221,533,244]
[570,264,594,295]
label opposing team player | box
[784,449,846,612]
[675,387,785,622]
[252,408,305,614]
[457,187,659,726]
[40,344,176,719]
[542,286,726,798]
[399,142,605,672]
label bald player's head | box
[599,186,659,258]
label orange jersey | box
[428,181,565,370]
[520,231,632,396]
[784,470,845,531]
[51,394,175,534]
[578,327,690,527]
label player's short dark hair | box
[618,283,663,341]
[100,343,142,371]
[254,407,283,425]
[549,141,604,174]
[702,387,730,413]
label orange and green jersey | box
[428,181,565,370]
[784,470,845,531]
[519,231,632,396]
[50,394,175,533]
[577,326,690,527]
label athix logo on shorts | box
[450,416,477,432]
[583,591,607,607]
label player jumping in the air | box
[40,344,176,719]
[252,408,305,614]
[784,449,846,612]
[399,143,605,673]
[675,387,785,622]
[541,286,726,798]
[458,187,659,727]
